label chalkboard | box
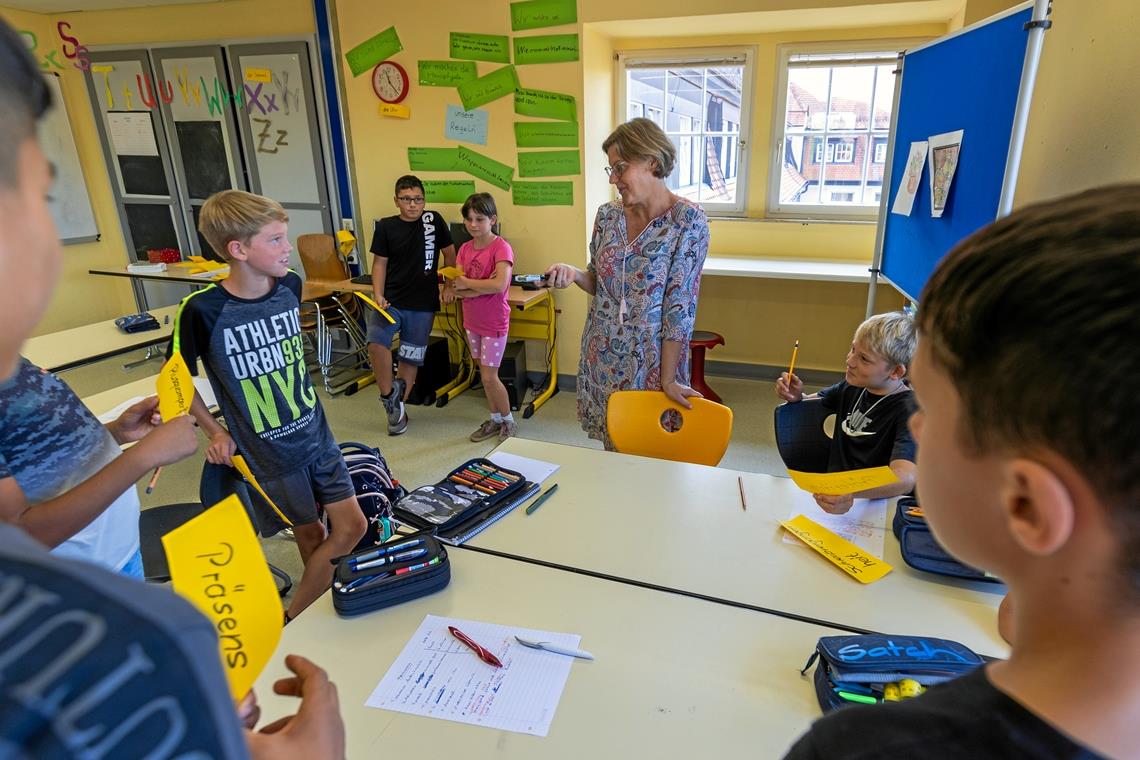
[38,74,97,243]
[124,203,180,261]
[176,120,232,200]
[117,154,169,196]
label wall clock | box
[372,60,410,104]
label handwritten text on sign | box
[780,514,893,584]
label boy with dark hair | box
[786,184,1140,759]
[175,188,367,622]
[0,17,343,757]
[366,174,456,435]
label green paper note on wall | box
[450,32,511,63]
[418,60,477,86]
[408,147,460,171]
[456,146,514,190]
[511,0,578,31]
[458,65,520,111]
[518,150,581,177]
[514,34,579,65]
[515,87,577,121]
[514,121,579,147]
[424,180,477,203]
[512,181,574,206]
[345,27,403,77]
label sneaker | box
[469,419,502,442]
[498,419,518,442]
[383,379,408,435]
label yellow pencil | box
[145,466,161,495]
[787,340,800,383]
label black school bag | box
[326,441,407,552]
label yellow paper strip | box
[244,68,272,83]
[437,265,463,279]
[156,352,194,422]
[787,466,900,495]
[781,514,893,584]
[379,102,411,119]
[353,291,397,324]
[91,64,113,73]
[232,454,293,528]
[162,495,283,700]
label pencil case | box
[893,498,1004,584]
[114,312,160,333]
[802,633,986,713]
[392,458,528,533]
[331,530,450,617]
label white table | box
[256,550,835,757]
[81,374,218,421]
[465,439,1007,657]
[22,304,179,372]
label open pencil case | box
[893,497,1004,584]
[331,530,450,617]
[392,457,529,534]
[802,633,986,713]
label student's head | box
[393,175,426,221]
[912,184,1140,601]
[198,190,291,276]
[461,192,497,237]
[845,311,915,390]
[0,19,59,381]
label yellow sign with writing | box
[231,454,293,528]
[781,514,893,584]
[156,351,194,422]
[787,466,900,495]
[379,102,411,119]
[437,266,464,279]
[353,291,397,324]
[162,495,282,700]
[244,68,272,83]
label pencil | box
[787,339,800,383]
[145,466,162,495]
[737,476,747,511]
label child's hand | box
[245,655,345,759]
[134,415,200,469]
[207,429,237,466]
[775,372,804,402]
[109,395,162,444]
[453,275,472,291]
[812,492,855,515]
[441,287,457,304]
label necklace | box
[841,382,905,437]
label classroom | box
[1,0,1138,756]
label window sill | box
[706,215,877,226]
[702,256,871,283]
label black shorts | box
[253,442,355,537]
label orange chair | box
[606,390,733,466]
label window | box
[618,47,755,216]
[768,45,903,218]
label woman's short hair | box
[602,118,675,179]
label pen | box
[835,690,878,705]
[145,466,161,495]
[525,483,558,515]
[394,556,440,575]
[514,636,594,660]
[350,537,423,566]
[448,625,503,667]
[737,476,747,512]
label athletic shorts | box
[465,329,507,368]
[365,306,435,367]
[254,441,355,537]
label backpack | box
[329,441,407,552]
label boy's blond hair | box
[198,189,288,262]
[854,311,916,371]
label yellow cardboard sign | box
[232,454,293,528]
[787,466,900,495]
[781,514,893,584]
[156,351,194,422]
[245,67,272,83]
[353,291,397,324]
[379,102,411,119]
[336,229,356,255]
[438,265,464,279]
[91,64,113,73]
[162,495,282,700]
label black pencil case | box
[114,312,160,333]
[331,530,450,617]
[393,458,528,533]
[802,633,986,713]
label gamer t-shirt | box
[0,523,249,758]
[0,358,139,572]
[171,272,335,479]
[370,212,453,312]
[784,667,1105,759]
[817,380,916,472]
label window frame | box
[767,40,919,221]
[615,46,757,217]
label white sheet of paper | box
[366,614,580,736]
[890,140,928,216]
[487,451,560,484]
[106,112,159,157]
[95,377,217,424]
[783,491,889,559]
[928,130,964,218]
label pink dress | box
[456,236,514,337]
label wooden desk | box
[256,550,834,757]
[89,265,227,287]
[463,439,1008,657]
[23,304,179,373]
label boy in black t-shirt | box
[366,175,456,435]
[787,186,1140,760]
[174,189,366,621]
[776,311,918,514]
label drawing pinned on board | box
[444,104,489,146]
[890,140,927,217]
[928,130,963,218]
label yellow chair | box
[606,390,733,466]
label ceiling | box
[2,0,227,12]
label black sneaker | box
[383,378,408,435]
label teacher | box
[546,118,710,449]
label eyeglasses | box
[397,196,425,204]
[603,161,629,178]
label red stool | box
[688,330,725,403]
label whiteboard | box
[39,73,98,244]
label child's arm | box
[812,459,916,514]
[453,260,512,297]
[775,373,820,403]
[441,244,457,269]
[189,391,236,466]
[370,257,390,310]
